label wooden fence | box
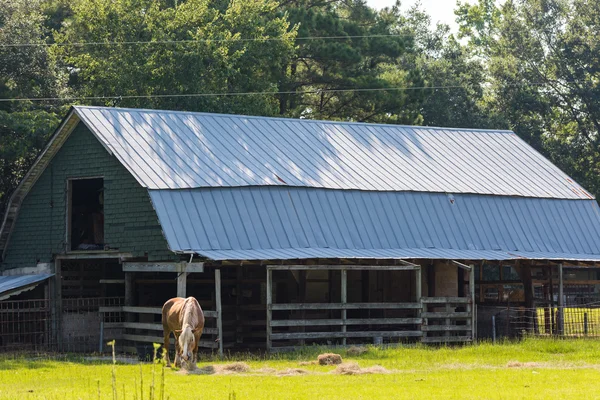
[266,264,475,351]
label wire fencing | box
[0,297,123,353]
[477,301,600,341]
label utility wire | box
[0,82,552,103]
[0,33,416,48]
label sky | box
[365,0,465,32]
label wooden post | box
[266,267,272,352]
[215,269,223,357]
[125,272,134,323]
[558,263,564,335]
[54,259,63,351]
[236,266,243,344]
[177,272,187,298]
[341,268,347,346]
[415,266,422,338]
[470,265,476,342]
[415,267,422,303]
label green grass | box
[1,338,600,400]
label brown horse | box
[162,297,205,369]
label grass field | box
[1,338,600,400]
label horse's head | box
[178,326,195,363]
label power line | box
[0,33,416,48]
[0,82,550,103]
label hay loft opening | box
[68,177,104,251]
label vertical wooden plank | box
[266,267,272,352]
[215,269,223,357]
[54,259,62,351]
[415,266,422,339]
[415,267,422,303]
[341,268,347,346]
[236,266,243,344]
[125,272,134,323]
[470,266,475,342]
[558,263,564,335]
[177,272,187,298]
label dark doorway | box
[69,178,104,251]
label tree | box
[0,0,66,212]
[457,0,600,199]
[278,0,424,124]
[54,0,297,115]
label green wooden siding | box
[2,123,175,270]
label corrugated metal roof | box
[194,248,600,261]
[149,188,600,261]
[0,274,53,300]
[74,106,592,199]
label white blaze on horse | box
[162,297,205,369]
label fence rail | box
[266,296,473,351]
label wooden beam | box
[55,252,132,260]
[122,262,204,273]
[451,260,473,270]
[266,264,420,271]
[270,318,422,327]
[271,331,422,340]
[421,297,471,304]
[270,302,421,311]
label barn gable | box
[1,122,173,270]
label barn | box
[1,106,600,353]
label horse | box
[161,297,205,369]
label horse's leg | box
[174,333,181,368]
[191,336,199,370]
[163,329,171,367]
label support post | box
[558,264,564,335]
[584,313,588,336]
[415,267,422,303]
[470,265,476,342]
[125,272,134,323]
[215,269,223,357]
[341,268,347,346]
[266,267,272,352]
[54,259,62,351]
[415,266,422,338]
[177,271,188,298]
[492,315,496,344]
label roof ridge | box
[73,105,515,134]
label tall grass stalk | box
[108,340,117,400]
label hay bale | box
[333,362,362,375]
[196,365,217,375]
[346,346,368,356]
[333,362,390,375]
[507,361,540,368]
[298,361,317,366]
[277,368,308,376]
[220,362,251,373]
[318,353,343,365]
[256,367,277,374]
[361,365,390,374]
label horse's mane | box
[181,297,199,329]
[178,298,199,350]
